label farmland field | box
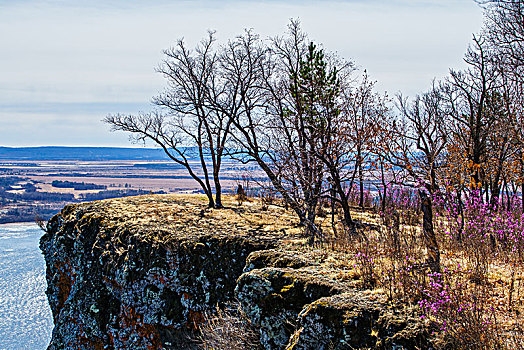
[0,147,260,223]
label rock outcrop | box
[41,195,433,349]
[287,292,432,349]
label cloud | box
[0,0,483,146]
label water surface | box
[0,223,53,349]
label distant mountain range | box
[0,146,173,161]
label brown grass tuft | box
[196,303,262,350]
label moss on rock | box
[41,194,435,350]
[287,292,433,350]
[41,195,288,349]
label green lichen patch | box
[287,292,434,350]
[236,266,359,349]
[41,194,299,350]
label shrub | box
[418,266,502,349]
[196,303,261,350]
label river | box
[0,223,53,349]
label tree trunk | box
[457,190,464,243]
[248,151,324,244]
[490,182,501,209]
[330,171,358,237]
[213,170,223,209]
[330,182,337,238]
[206,192,215,209]
[380,161,387,212]
[305,206,318,245]
[485,181,490,204]
[419,190,440,273]
[358,147,364,208]
[359,164,364,208]
[521,153,524,211]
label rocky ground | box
[40,194,433,349]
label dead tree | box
[106,32,232,208]
[221,22,332,244]
[378,84,448,272]
[442,36,500,193]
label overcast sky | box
[0,0,484,147]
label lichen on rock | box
[286,292,432,350]
[236,264,358,349]
[41,194,435,350]
[41,195,287,349]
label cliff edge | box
[40,195,432,349]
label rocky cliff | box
[41,195,433,349]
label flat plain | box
[0,154,259,223]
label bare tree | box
[219,21,342,243]
[442,36,500,193]
[341,72,386,208]
[480,0,524,73]
[378,84,448,272]
[266,24,362,242]
[105,32,231,208]
[277,40,342,241]
[310,71,386,238]
[480,0,524,206]
[501,76,524,208]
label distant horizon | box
[0,145,175,161]
[0,145,161,149]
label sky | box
[0,0,484,147]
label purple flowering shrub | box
[346,184,374,208]
[379,185,421,226]
[434,190,524,282]
[421,189,524,346]
[325,181,524,347]
[375,186,523,346]
[418,266,501,348]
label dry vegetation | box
[71,194,302,245]
[189,192,524,349]
[323,205,524,349]
[196,303,262,350]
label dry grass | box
[314,204,524,349]
[65,194,303,245]
[196,303,262,350]
[60,193,524,348]
[149,195,524,347]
